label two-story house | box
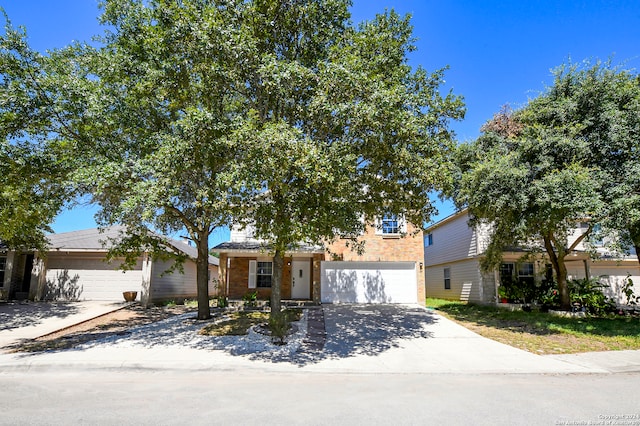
[213,216,426,305]
[423,209,640,305]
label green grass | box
[199,309,302,337]
[426,298,640,354]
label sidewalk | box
[2,304,638,375]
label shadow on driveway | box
[0,302,81,331]
[9,304,438,367]
[292,304,437,365]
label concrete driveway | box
[0,300,125,348]
[3,303,637,374]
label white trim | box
[375,214,407,236]
[248,260,257,289]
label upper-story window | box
[425,233,433,246]
[382,214,399,234]
[377,214,405,236]
[591,223,604,247]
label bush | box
[242,290,258,308]
[216,295,228,308]
[268,311,291,345]
[568,278,616,315]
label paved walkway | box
[1,302,639,375]
[298,306,326,352]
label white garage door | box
[321,261,417,304]
[45,255,143,301]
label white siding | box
[424,213,476,267]
[425,259,483,302]
[566,259,640,305]
[44,254,143,301]
[230,224,259,243]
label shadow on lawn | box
[434,302,640,338]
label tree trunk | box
[556,259,571,310]
[196,231,211,320]
[270,247,284,315]
[630,227,640,267]
[543,234,571,310]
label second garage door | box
[321,261,417,304]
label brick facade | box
[326,222,426,304]
[327,222,425,262]
[217,222,426,304]
[221,255,317,300]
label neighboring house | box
[214,215,426,305]
[1,228,219,304]
[423,209,640,305]
[1,240,38,301]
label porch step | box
[283,300,318,308]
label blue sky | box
[3,0,639,246]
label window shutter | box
[248,260,257,289]
[398,216,406,233]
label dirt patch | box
[8,304,193,353]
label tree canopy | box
[226,4,465,312]
[1,13,75,251]
[2,1,464,317]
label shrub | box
[621,276,639,306]
[568,278,616,315]
[242,290,258,308]
[268,311,291,345]
[216,295,228,308]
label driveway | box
[0,300,125,348]
[3,303,635,374]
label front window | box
[444,267,451,290]
[0,257,5,285]
[381,214,400,234]
[499,262,535,302]
[256,261,272,288]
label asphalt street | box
[2,303,640,425]
[2,370,639,425]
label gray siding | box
[424,214,476,267]
[150,259,218,301]
[425,259,482,302]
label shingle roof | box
[213,241,324,254]
[46,227,219,266]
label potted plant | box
[498,286,508,303]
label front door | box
[291,260,310,299]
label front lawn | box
[426,298,640,354]
[199,309,302,337]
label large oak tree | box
[456,61,640,310]
[2,1,464,318]
[228,3,464,313]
